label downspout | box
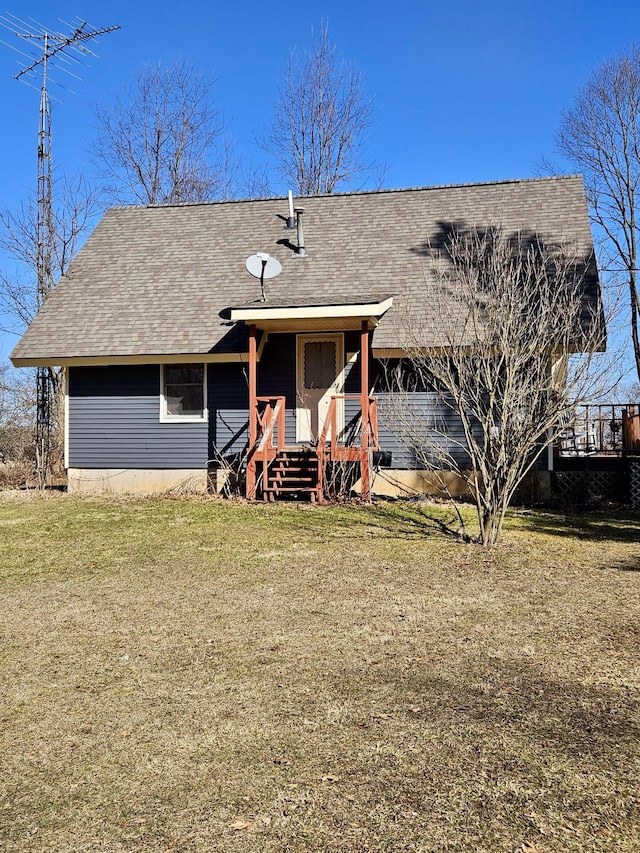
[64,366,69,471]
[247,324,258,499]
[361,320,371,501]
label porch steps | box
[262,447,321,502]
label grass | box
[0,493,639,852]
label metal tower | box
[1,15,120,487]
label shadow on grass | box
[264,499,468,542]
[336,653,640,768]
[513,510,640,544]
[349,500,473,541]
[322,500,640,547]
[275,499,638,549]
[369,501,469,539]
[608,554,640,572]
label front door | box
[296,334,344,443]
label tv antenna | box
[1,13,120,487]
[245,252,282,302]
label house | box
[10,175,600,500]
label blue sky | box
[1,0,640,364]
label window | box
[377,358,439,393]
[161,364,207,421]
[304,340,337,389]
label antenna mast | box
[1,14,120,487]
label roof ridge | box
[106,174,584,212]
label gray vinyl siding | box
[70,333,459,473]
[375,393,553,472]
[68,365,208,468]
[208,362,250,463]
[257,334,297,444]
[372,357,478,470]
[343,331,363,437]
[375,391,474,469]
[372,355,552,471]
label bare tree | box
[0,173,99,334]
[265,23,380,195]
[0,365,35,478]
[94,60,233,205]
[556,45,640,383]
[0,173,97,484]
[389,225,606,546]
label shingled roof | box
[10,174,598,366]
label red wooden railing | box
[317,394,378,500]
[246,396,286,498]
[247,393,379,501]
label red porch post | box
[360,320,371,501]
[246,324,258,499]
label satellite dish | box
[245,252,282,279]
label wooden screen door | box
[296,334,344,443]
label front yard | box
[0,494,639,852]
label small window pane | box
[165,365,204,386]
[304,341,336,389]
[164,364,205,418]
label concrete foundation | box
[67,468,208,496]
[369,468,552,504]
[369,469,474,498]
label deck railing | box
[557,403,640,456]
[317,395,378,455]
[254,396,285,453]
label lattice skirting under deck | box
[551,470,627,505]
[630,460,640,508]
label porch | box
[239,317,382,503]
[246,392,378,502]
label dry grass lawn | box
[0,493,639,852]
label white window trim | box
[160,363,208,423]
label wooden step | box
[263,485,317,493]
[271,464,316,472]
[264,478,316,485]
[262,447,321,502]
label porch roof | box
[227,297,394,332]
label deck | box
[554,403,640,467]
[553,404,640,505]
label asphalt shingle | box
[10,175,598,363]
